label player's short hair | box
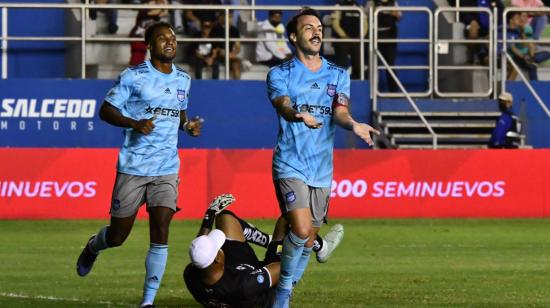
[144,21,174,45]
[286,7,322,46]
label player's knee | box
[215,210,238,225]
[291,226,311,240]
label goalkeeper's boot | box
[316,224,344,263]
[76,235,99,277]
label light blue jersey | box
[267,57,350,187]
[105,60,191,176]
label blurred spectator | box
[506,12,550,80]
[512,0,548,40]
[182,0,221,36]
[488,92,521,148]
[191,20,220,79]
[255,10,293,67]
[89,0,119,34]
[211,11,242,79]
[370,0,401,92]
[129,0,169,66]
[450,0,504,63]
[331,0,368,79]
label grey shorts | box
[274,178,330,228]
[110,172,179,218]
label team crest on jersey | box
[285,191,296,204]
[326,84,337,97]
[257,274,265,284]
[177,89,186,102]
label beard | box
[154,50,176,63]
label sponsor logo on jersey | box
[145,106,180,118]
[164,88,171,95]
[293,103,332,116]
[311,82,320,90]
[326,84,337,97]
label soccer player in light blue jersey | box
[76,22,202,308]
[267,8,380,307]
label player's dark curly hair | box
[286,7,322,47]
[144,21,174,45]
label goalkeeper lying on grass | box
[183,194,344,308]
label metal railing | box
[373,6,433,100]
[434,6,494,97]
[376,49,438,149]
[0,3,367,80]
[501,7,550,121]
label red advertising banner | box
[1,148,549,219]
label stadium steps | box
[375,98,527,149]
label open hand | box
[296,112,323,129]
[352,122,380,146]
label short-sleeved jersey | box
[183,240,272,308]
[105,60,191,176]
[267,57,350,187]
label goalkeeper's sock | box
[292,246,312,287]
[89,225,110,254]
[278,231,308,291]
[141,243,168,307]
[241,222,271,248]
[312,234,324,253]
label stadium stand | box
[0,0,549,149]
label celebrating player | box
[184,194,344,308]
[76,21,202,308]
[266,7,380,307]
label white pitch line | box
[0,292,132,307]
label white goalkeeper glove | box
[208,193,236,215]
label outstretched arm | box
[332,97,380,146]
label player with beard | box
[76,22,202,308]
[267,8,380,307]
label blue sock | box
[292,246,312,287]
[278,231,308,291]
[141,243,168,306]
[90,226,109,253]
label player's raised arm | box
[99,101,155,135]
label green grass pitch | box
[2,219,550,307]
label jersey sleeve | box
[333,69,352,109]
[105,68,134,109]
[180,77,191,111]
[267,67,289,102]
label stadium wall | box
[1,79,549,219]
[1,148,549,219]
